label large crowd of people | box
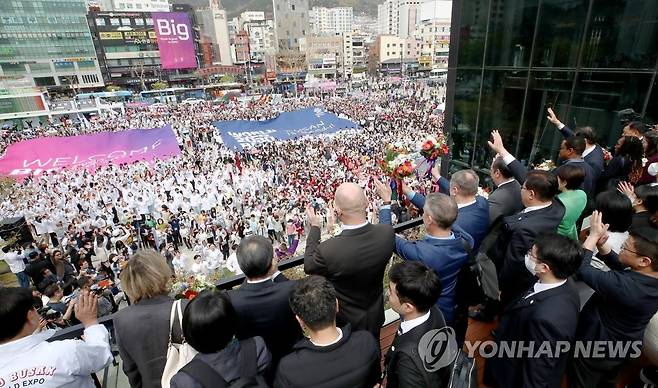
[1,79,658,388]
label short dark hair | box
[557,164,585,190]
[574,126,597,144]
[643,132,658,158]
[534,233,583,279]
[236,235,274,279]
[636,184,658,204]
[289,276,336,331]
[183,289,237,353]
[389,261,442,313]
[0,288,34,342]
[564,136,586,155]
[595,190,633,232]
[492,156,513,179]
[43,284,61,298]
[630,228,658,271]
[525,170,559,201]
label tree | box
[151,81,169,90]
[219,74,235,84]
[105,85,122,92]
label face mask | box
[524,253,537,276]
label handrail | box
[215,217,424,290]
[48,217,424,342]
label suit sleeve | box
[409,192,426,211]
[578,250,630,301]
[395,353,428,388]
[273,363,292,388]
[115,323,143,388]
[560,125,575,138]
[522,319,566,387]
[487,195,503,227]
[437,176,450,194]
[394,236,422,262]
[499,225,534,283]
[507,159,528,184]
[303,225,327,276]
[379,207,393,225]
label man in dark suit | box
[488,131,566,306]
[274,276,380,388]
[487,156,524,228]
[385,261,452,388]
[374,180,472,333]
[227,236,302,375]
[548,107,605,181]
[433,168,490,251]
[304,182,395,340]
[555,135,596,198]
[570,212,658,388]
[469,156,524,322]
[484,233,582,388]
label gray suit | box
[487,180,523,227]
[114,295,187,388]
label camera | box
[37,307,61,321]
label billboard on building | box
[152,12,197,70]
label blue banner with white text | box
[215,107,360,150]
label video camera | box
[37,306,61,321]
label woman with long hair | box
[598,136,644,190]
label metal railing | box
[47,217,424,387]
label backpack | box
[179,338,269,388]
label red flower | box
[183,289,198,300]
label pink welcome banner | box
[0,125,181,179]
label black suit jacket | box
[304,223,395,338]
[385,307,449,388]
[485,280,580,388]
[559,125,605,179]
[490,200,566,305]
[274,325,380,388]
[227,278,302,367]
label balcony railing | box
[48,217,424,388]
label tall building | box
[398,0,421,38]
[193,0,233,65]
[445,0,658,173]
[0,0,104,92]
[303,35,343,79]
[99,0,170,11]
[413,17,450,69]
[243,19,275,62]
[310,7,353,35]
[372,35,420,75]
[377,0,398,36]
[273,0,309,51]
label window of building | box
[291,4,295,11]
[146,18,153,25]
[110,18,120,26]
[121,18,131,26]
[135,18,145,26]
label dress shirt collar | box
[310,328,343,347]
[426,232,455,240]
[524,279,567,298]
[247,276,273,284]
[341,221,369,230]
[582,145,596,158]
[400,310,431,335]
[457,199,477,209]
[523,203,552,213]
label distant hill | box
[222,0,380,18]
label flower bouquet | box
[418,134,449,178]
[379,144,416,200]
[535,160,556,171]
[171,274,215,300]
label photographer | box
[0,288,112,387]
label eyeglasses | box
[620,244,644,257]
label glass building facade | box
[0,0,103,90]
[444,0,658,175]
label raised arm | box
[488,130,527,183]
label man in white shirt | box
[0,247,29,288]
[484,233,582,388]
[0,288,112,388]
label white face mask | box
[524,253,538,276]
